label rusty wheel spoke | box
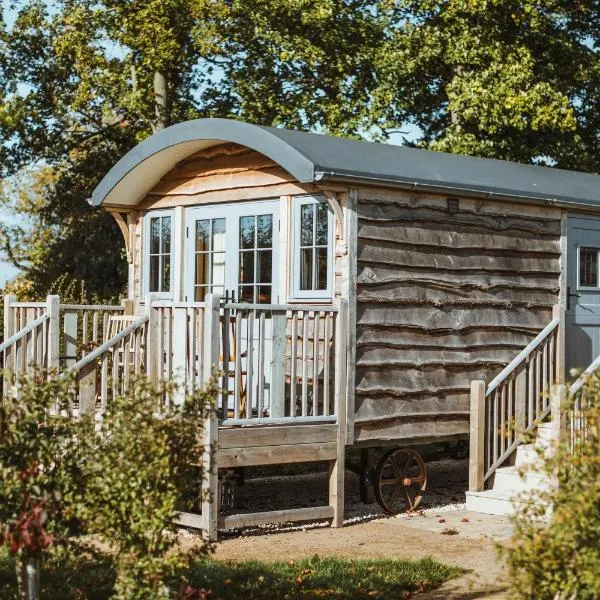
[373,448,427,515]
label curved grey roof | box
[90,117,600,208]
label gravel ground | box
[215,456,469,538]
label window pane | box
[257,250,272,283]
[162,256,171,291]
[195,252,210,286]
[195,220,210,252]
[239,250,255,284]
[149,255,160,292]
[257,215,273,248]
[300,204,314,246]
[239,216,255,249]
[239,285,254,303]
[300,248,313,290]
[194,286,207,302]
[212,219,226,252]
[315,203,328,245]
[161,217,171,253]
[212,251,226,287]
[317,247,328,290]
[580,247,599,287]
[257,286,271,304]
[150,218,161,254]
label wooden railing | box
[3,295,125,367]
[69,314,149,418]
[149,297,348,425]
[1,296,59,396]
[469,305,564,491]
[59,303,126,367]
[218,301,346,424]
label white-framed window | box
[579,245,600,289]
[291,195,334,300]
[144,209,174,297]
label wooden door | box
[566,216,600,372]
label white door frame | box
[184,200,280,303]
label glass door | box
[185,200,280,303]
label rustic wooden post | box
[63,311,78,368]
[3,295,17,395]
[551,384,567,447]
[329,299,347,527]
[270,310,287,418]
[78,361,97,417]
[553,304,565,384]
[46,295,60,371]
[121,298,134,316]
[145,294,159,382]
[469,380,486,492]
[172,306,187,405]
[515,368,527,435]
[201,293,220,541]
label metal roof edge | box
[89,118,317,207]
[316,169,600,211]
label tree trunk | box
[153,70,169,132]
[15,557,40,600]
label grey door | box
[566,216,600,372]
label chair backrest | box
[105,315,139,342]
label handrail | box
[223,302,339,312]
[569,354,600,396]
[69,315,149,373]
[220,415,337,427]
[10,302,46,308]
[0,313,49,354]
[60,304,124,311]
[486,317,560,396]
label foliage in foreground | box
[506,373,600,599]
[0,548,462,600]
[0,371,217,599]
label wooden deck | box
[1,294,348,540]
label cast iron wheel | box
[373,448,427,514]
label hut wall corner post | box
[469,379,486,492]
[201,293,220,541]
[329,298,348,527]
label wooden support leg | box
[329,446,345,528]
[359,448,375,504]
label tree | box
[375,0,600,168]
[0,1,387,299]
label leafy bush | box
[82,376,216,599]
[0,370,217,599]
[506,374,600,599]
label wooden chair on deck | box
[219,313,248,418]
[104,314,145,373]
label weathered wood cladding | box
[141,142,315,210]
[354,188,561,443]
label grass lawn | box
[0,547,463,599]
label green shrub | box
[82,376,216,599]
[0,370,217,599]
[506,374,600,599]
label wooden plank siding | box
[139,143,317,210]
[354,187,561,443]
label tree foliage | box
[376,0,600,167]
[2,1,600,298]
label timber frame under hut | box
[4,118,600,535]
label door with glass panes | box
[566,216,600,371]
[185,201,280,415]
[184,201,280,304]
